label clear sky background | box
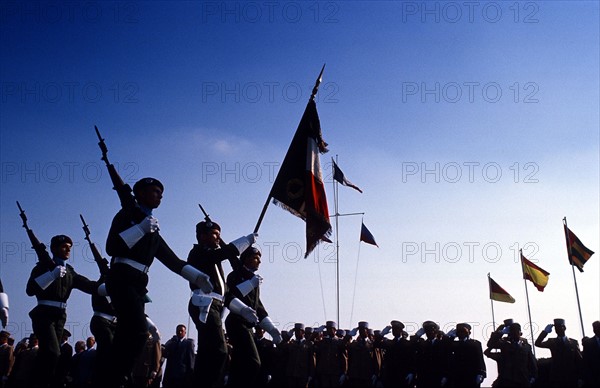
[1,1,598,384]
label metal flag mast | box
[330,154,364,326]
[563,217,586,337]
[488,273,497,331]
[520,250,536,357]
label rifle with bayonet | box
[95,125,136,209]
[17,201,52,266]
[80,214,110,278]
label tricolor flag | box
[332,159,363,193]
[564,224,595,273]
[270,98,332,257]
[488,275,516,303]
[360,222,378,247]
[521,255,550,292]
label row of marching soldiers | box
[253,318,600,388]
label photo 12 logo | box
[401,2,540,24]
[401,162,540,184]
[200,1,340,24]
[401,82,539,103]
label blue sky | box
[1,1,598,383]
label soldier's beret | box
[196,221,221,234]
[50,235,73,250]
[457,323,472,331]
[358,321,369,329]
[373,330,381,336]
[553,318,566,326]
[391,320,405,330]
[240,246,261,262]
[368,329,374,335]
[423,321,439,330]
[294,323,305,331]
[133,177,164,196]
[326,320,337,329]
[510,322,521,331]
[305,327,313,335]
[503,318,514,326]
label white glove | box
[119,216,159,248]
[146,316,161,341]
[0,293,8,327]
[316,325,326,333]
[381,325,392,336]
[229,298,258,324]
[406,373,414,384]
[34,266,66,290]
[230,233,258,254]
[415,328,425,337]
[476,374,484,384]
[191,291,213,323]
[181,265,213,293]
[259,316,282,344]
[339,374,347,385]
[447,328,457,338]
[236,274,262,296]
[544,324,553,333]
[348,327,358,336]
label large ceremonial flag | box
[360,222,378,247]
[332,159,363,193]
[488,275,516,303]
[269,98,332,257]
[564,225,595,272]
[521,255,550,292]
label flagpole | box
[254,64,326,234]
[563,217,586,337]
[521,250,536,357]
[488,273,496,330]
[333,155,341,326]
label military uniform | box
[26,235,97,388]
[487,324,537,387]
[285,324,315,388]
[581,322,600,388]
[411,321,451,388]
[314,322,347,388]
[375,322,414,388]
[0,331,14,388]
[186,221,243,388]
[254,329,274,388]
[346,322,378,388]
[534,319,582,388]
[448,324,486,388]
[105,178,210,386]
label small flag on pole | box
[332,159,363,193]
[360,222,378,247]
[521,255,550,292]
[564,224,595,272]
[488,275,516,303]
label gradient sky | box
[1,1,598,383]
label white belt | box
[93,311,117,323]
[38,300,67,309]
[114,257,149,273]
[193,289,224,302]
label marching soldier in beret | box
[104,177,213,386]
[581,320,600,388]
[25,229,98,388]
[375,320,414,388]
[535,318,583,387]
[487,321,537,387]
[314,321,347,388]
[448,323,486,388]
[224,246,282,387]
[186,220,257,387]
